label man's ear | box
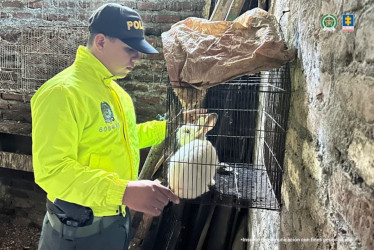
[94,33,106,52]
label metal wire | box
[0,0,107,92]
[0,26,88,92]
[164,64,291,210]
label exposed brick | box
[146,37,157,48]
[167,2,193,11]
[45,13,57,21]
[152,63,165,73]
[122,1,137,9]
[78,14,89,21]
[0,12,10,18]
[13,12,33,19]
[330,171,374,250]
[2,1,25,8]
[154,84,167,94]
[124,83,149,92]
[141,14,152,23]
[1,93,24,101]
[57,14,71,22]
[57,1,76,8]
[136,96,160,105]
[34,13,42,19]
[131,71,163,82]
[138,2,165,11]
[146,53,164,60]
[161,26,172,33]
[28,0,48,9]
[78,2,90,8]
[155,15,181,23]
[145,27,162,36]
[135,105,160,123]
[133,64,151,71]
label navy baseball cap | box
[88,3,158,54]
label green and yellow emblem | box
[321,14,337,31]
[101,102,114,123]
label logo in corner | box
[321,14,337,31]
[101,102,115,123]
[342,14,354,32]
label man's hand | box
[183,108,207,124]
[122,180,180,216]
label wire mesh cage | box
[164,64,291,210]
[0,26,88,92]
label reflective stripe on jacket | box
[31,46,166,216]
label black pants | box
[38,210,131,250]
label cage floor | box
[183,163,280,210]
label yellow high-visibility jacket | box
[31,46,166,217]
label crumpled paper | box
[161,8,293,109]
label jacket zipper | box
[108,86,135,179]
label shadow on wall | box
[0,133,32,155]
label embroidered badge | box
[101,102,115,123]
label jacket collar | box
[73,46,120,86]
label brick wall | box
[259,0,374,250]
[0,0,208,228]
[0,0,207,123]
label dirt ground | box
[0,214,40,250]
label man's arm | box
[136,120,167,149]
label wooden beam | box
[209,0,234,21]
[0,151,33,172]
[0,119,31,136]
[226,0,246,21]
[210,0,247,21]
[138,141,165,180]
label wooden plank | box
[209,0,234,21]
[210,0,246,21]
[226,0,246,21]
[0,151,33,172]
[138,141,165,180]
[0,119,32,136]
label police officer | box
[31,3,180,249]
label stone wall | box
[257,0,374,250]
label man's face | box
[100,37,141,78]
